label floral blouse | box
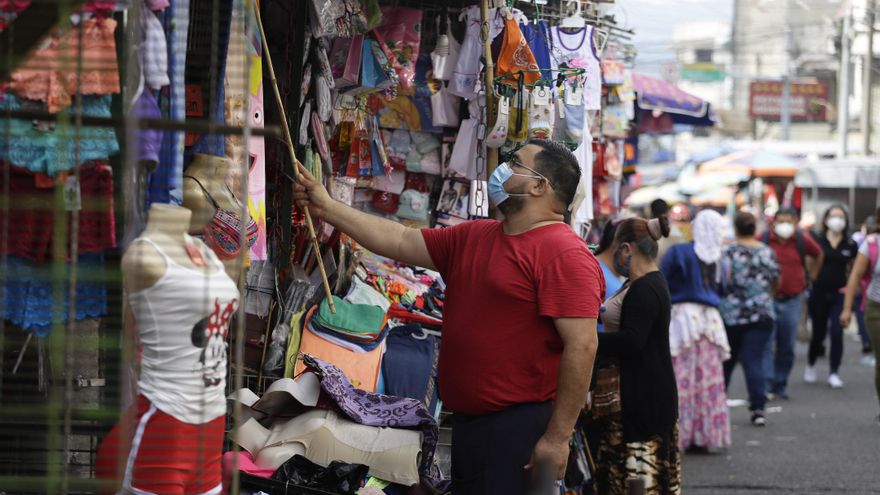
[720,243,780,326]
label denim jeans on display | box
[725,319,774,412]
[764,294,805,396]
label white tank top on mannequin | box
[129,236,240,424]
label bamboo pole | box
[481,0,498,174]
[254,3,336,313]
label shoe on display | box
[750,411,767,427]
[828,374,844,389]
[804,365,817,383]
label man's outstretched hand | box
[293,161,333,219]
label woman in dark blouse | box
[593,216,680,495]
[806,205,858,388]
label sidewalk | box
[682,340,879,494]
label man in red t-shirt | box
[760,209,823,399]
[295,140,603,493]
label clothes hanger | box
[560,0,586,29]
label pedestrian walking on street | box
[720,211,780,426]
[805,205,858,388]
[593,216,681,495]
[761,208,823,400]
[841,207,880,425]
[295,140,604,494]
[662,209,731,451]
[852,217,877,356]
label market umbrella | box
[624,182,685,207]
[699,150,801,178]
[677,170,749,196]
[691,186,747,208]
[632,73,715,127]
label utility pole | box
[839,8,853,158]
[862,1,875,155]
[781,25,793,140]
[781,0,793,140]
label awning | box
[699,150,801,178]
[794,159,880,188]
[632,73,714,127]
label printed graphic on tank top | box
[128,236,240,424]
[549,25,602,110]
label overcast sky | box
[614,0,734,73]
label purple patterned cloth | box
[301,354,444,485]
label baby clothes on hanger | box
[520,20,552,81]
[450,5,516,99]
[548,25,602,110]
[495,13,539,86]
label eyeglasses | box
[508,156,555,190]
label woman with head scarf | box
[660,209,731,452]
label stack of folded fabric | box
[307,296,389,353]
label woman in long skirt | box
[661,210,731,451]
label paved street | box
[682,338,880,494]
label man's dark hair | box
[528,139,581,209]
[734,211,757,237]
[650,199,669,219]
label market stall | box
[0,0,640,493]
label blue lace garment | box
[2,253,108,336]
[0,94,120,176]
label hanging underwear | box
[184,175,258,260]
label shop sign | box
[679,63,725,82]
[749,81,828,122]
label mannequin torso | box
[122,204,221,293]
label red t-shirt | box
[762,230,821,297]
[421,220,604,415]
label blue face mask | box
[613,243,632,278]
[488,162,544,206]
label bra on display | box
[184,175,258,260]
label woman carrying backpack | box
[841,207,880,425]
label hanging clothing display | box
[7,17,120,113]
[0,94,119,176]
[548,25,602,110]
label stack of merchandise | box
[307,296,389,353]
[227,355,443,493]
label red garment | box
[762,229,821,297]
[95,395,224,495]
[0,161,115,262]
[421,220,604,415]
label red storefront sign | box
[749,81,829,122]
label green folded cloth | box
[316,296,386,335]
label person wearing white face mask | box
[760,209,824,400]
[804,205,858,388]
[294,139,604,494]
